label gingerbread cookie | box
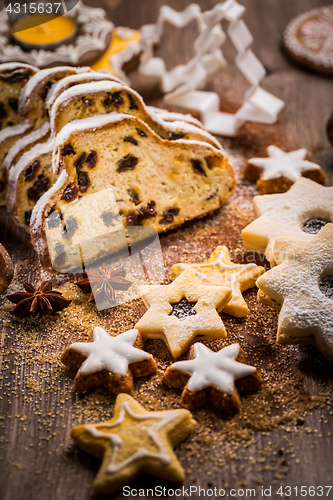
[61,327,157,393]
[0,243,13,293]
[282,6,333,76]
[171,246,264,317]
[70,393,196,495]
[242,178,333,265]
[163,343,262,413]
[256,224,333,361]
[244,145,325,194]
[135,269,232,358]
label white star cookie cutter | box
[71,393,195,495]
[138,1,284,137]
[242,178,333,265]
[171,245,265,317]
[163,343,262,412]
[256,224,333,362]
[135,269,232,358]
[61,327,157,393]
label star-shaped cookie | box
[135,269,232,358]
[61,327,157,393]
[171,246,264,317]
[242,178,333,265]
[244,145,325,194]
[256,224,333,361]
[71,393,196,495]
[163,343,262,412]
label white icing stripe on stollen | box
[53,113,224,162]
[85,401,177,473]
[45,72,123,111]
[3,121,50,174]
[49,80,131,132]
[49,80,222,150]
[178,249,256,298]
[0,62,38,72]
[171,343,256,394]
[18,66,90,113]
[249,145,321,182]
[53,112,132,151]
[0,122,31,144]
[7,137,54,214]
[147,106,203,128]
[69,327,152,376]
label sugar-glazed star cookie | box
[61,327,157,393]
[71,393,196,495]
[242,178,333,265]
[163,343,262,413]
[171,246,264,317]
[244,145,325,194]
[135,269,232,358]
[256,224,333,361]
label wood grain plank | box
[1,1,333,499]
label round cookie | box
[0,4,113,68]
[282,6,333,76]
[0,243,14,293]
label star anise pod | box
[7,281,72,316]
[76,264,132,303]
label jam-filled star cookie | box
[244,145,325,194]
[171,246,264,317]
[163,343,262,413]
[256,224,333,361]
[61,327,157,393]
[71,393,196,495]
[135,269,232,358]
[242,178,333,265]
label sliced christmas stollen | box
[30,113,236,272]
[49,80,222,149]
[0,66,89,203]
[7,138,55,228]
[0,63,38,131]
[5,73,125,223]
[8,78,224,231]
[3,70,119,176]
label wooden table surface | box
[1,1,333,499]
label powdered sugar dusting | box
[257,224,333,360]
[242,178,333,264]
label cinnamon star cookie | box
[163,343,262,413]
[135,269,232,358]
[244,145,325,194]
[242,178,333,265]
[256,224,333,361]
[171,245,264,317]
[61,327,157,393]
[71,393,195,495]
